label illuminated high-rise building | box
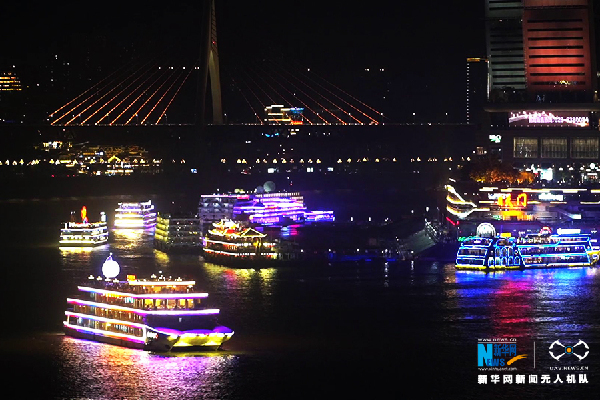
[0,70,24,123]
[485,0,526,101]
[466,57,488,125]
[522,0,596,101]
[0,71,22,92]
[483,0,600,179]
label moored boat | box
[455,223,600,270]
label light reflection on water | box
[7,194,600,398]
[58,337,238,399]
[448,267,600,341]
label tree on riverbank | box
[468,156,535,185]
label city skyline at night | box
[1,1,486,125]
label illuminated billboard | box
[509,111,589,128]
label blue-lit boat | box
[455,236,523,270]
[516,233,599,268]
[63,256,234,351]
[455,224,599,270]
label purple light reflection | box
[59,336,238,399]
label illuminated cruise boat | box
[234,196,307,225]
[114,200,157,228]
[455,224,599,270]
[59,206,108,246]
[63,255,234,351]
[203,219,295,265]
[455,223,523,270]
[516,227,599,268]
[200,189,334,228]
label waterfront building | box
[445,183,600,224]
[483,0,599,178]
[29,141,162,176]
[59,206,108,246]
[64,255,233,351]
[466,57,488,125]
[0,71,22,92]
[114,200,157,228]
[154,212,202,252]
[485,0,526,97]
[264,104,304,125]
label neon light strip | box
[127,280,196,286]
[63,321,146,343]
[67,298,219,315]
[521,253,589,258]
[59,240,108,244]
[114,221,156,228]
[203,248,277,257]
[77,286,208,299]
[204,239,274,246]
[61,229,108,233]
[523,263,590,267]
[65,311,146,329]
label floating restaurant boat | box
[516,228,599,268]
[455,223,599,270]
[203,219,297,266]
[203,219,277,263]
[63,255,234,351]
[114,200,157,228]
[59,206,108,246]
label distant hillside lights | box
[3,142,164,176]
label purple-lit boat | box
[63,255,234,351]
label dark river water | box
[2,194,600,399]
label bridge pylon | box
[198,0,223,125]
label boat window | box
[167,299,176,309]
[179,299,186,308]
[458,248,487,257]
[144,299,153,309]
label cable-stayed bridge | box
[49,61,386,127]
[47,1,386,127]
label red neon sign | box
[497,193,527,208]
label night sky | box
[2,1,484,123]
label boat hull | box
[171,333,233,350]
[63,325,233,352]
[202,251,300,268]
